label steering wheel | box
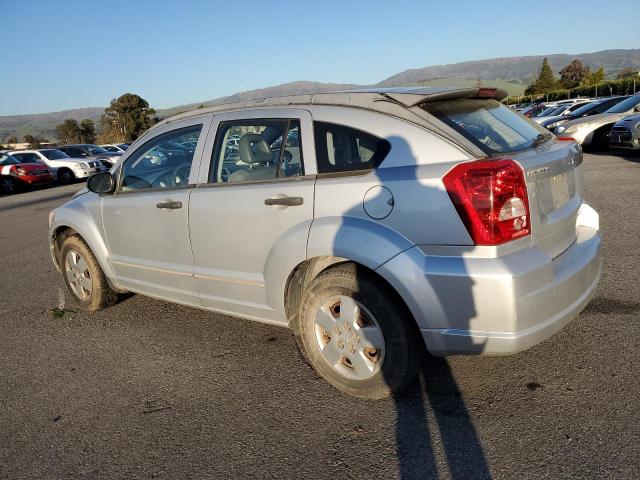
[282,149,293,164]
[156,162,191,188]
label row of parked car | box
[0,143,129,194]
[512,94,640,150]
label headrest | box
[238,134,272,164]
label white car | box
[10,149,106,183]
[532,101,591,124]
[100,144,130,154]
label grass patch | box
[50,307,76,319]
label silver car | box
[554,94,640,146]
[609,112,640,150]
[48,87,602,399]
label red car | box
[0,153,53,194]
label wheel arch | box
[283,256,417,336]
[50,208,124,292]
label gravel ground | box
[0,152,638,479]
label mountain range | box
[2,48,638,142]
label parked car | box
[49,86,601,399]
[100,144,130,154]
[521,98,587,118]
[609,112,640,150]
[0,152,52,193]
[532,101,592,124]
[57,144,121,168]
[10,149,106,183]
[521,103,552,117]
[541,96,627,131]
[554,94,640,146]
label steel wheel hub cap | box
[64,250,92,300]
[314,295,385,380]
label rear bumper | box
[377,204,602,356]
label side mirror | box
[87,172,114,194]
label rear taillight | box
[443,159,530,245]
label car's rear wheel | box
[297,263,420,399]
[60,235,118,312]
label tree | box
[101,93,157,143]
[79,119,96,143]
[7,134,18,144]
[525,58,557,95]
[617,67,639,79]
[559,59,590,89]
[582,67,606,86]
[23,134,42,148]
[56,119,82,144]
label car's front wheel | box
[60,235,118,311]
[298,263,420,399]
[57,168,74,184]
[1,176,18,194]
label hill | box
[1,48,638,142]
[378,49,640,88]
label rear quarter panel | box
[307,106,473,270]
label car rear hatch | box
[509,141,582,258]
[419,94,581,257]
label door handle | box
[156,200,182,209]
[264,196,304,207]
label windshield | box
[0,154,20,166]
[537,106,556,116]
[87,145,109,154]
[571,100,609,116]
[548,105,568,116]
[605,95,640,114]
[41,149,70,160]
[422,98,548,154]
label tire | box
[60,235,118,312]
[58,168,74,184]
[297,263,420,399]
[590,127,611,151]
[1,176,19,194]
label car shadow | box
[335,135,491,478]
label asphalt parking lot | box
[0,152,639,480]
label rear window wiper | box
[530,133,552,148]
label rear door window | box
[422,98,549,154]
[313,122,390,174]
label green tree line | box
[3,93,158,149]
[511,59,638,103]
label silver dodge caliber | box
[49,87,602,399]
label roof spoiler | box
[381,87,509,107]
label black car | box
[57,144,121,168]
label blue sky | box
[1,0,638,115]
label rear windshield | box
[422,98,548,154]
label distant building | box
[3,142,59,150]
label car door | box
[101,116,212,305]
[189,109,316,323]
